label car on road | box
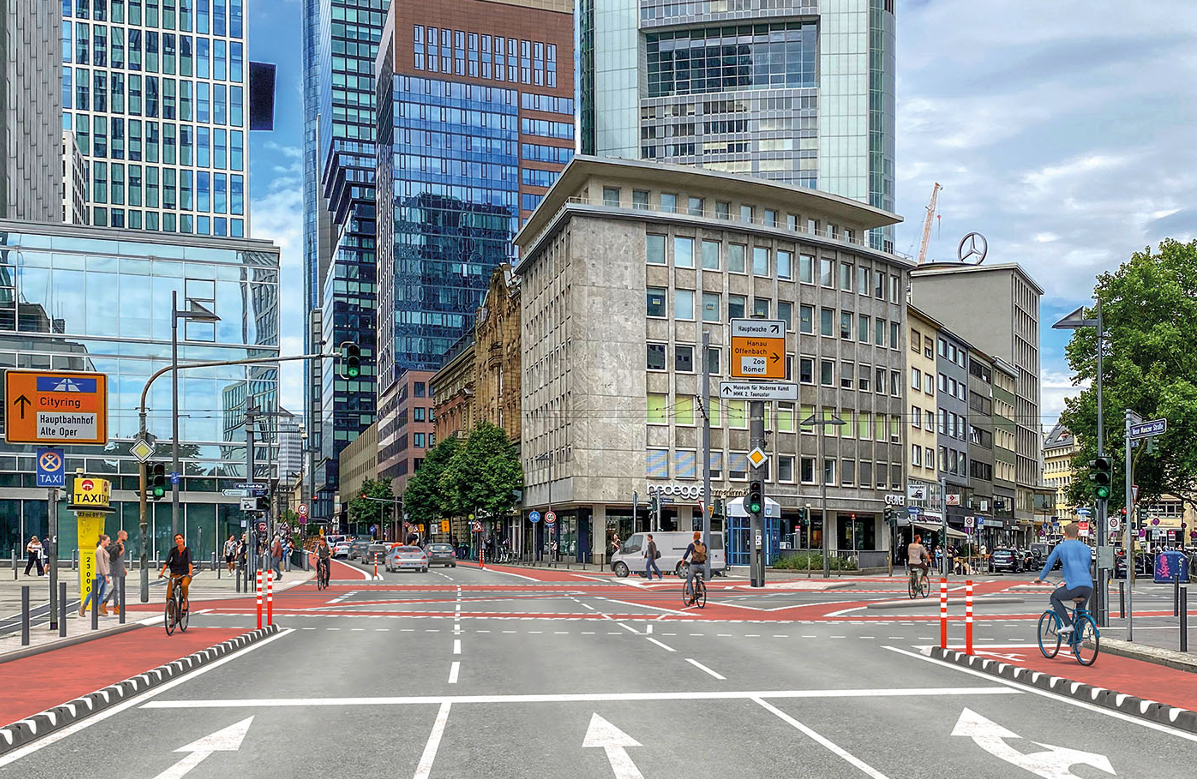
[349,538,372,561]
[387,545,429,573]
[611,531,727,578]
[1115,552,1154,578]
[365,543,389,564]
[988,548,1023,573]
[425,543,457,567]
[332,541,351,559]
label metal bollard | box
[90,578,99,630]
[21,585,30,646]
[1176,574,1181,617]
[119,577,126,625]
[59,582,67,637]
[1119,580,1126,619]
[72,548,78,571]
[11,549,16,580]
[1182,585,1189,653]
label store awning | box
[913,521,967,540]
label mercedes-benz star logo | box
[957,232,988,265]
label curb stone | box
[930,647,1197,735]
[0,624,279,755]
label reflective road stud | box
[965,580,974,655]
[939,579,948,650]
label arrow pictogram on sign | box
[13,394,30,419]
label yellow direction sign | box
[730,319,786,380]
[4,370,108,445]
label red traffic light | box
[361,494,368,500]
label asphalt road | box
[2,562,1193,779]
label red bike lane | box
[0,627,242,727]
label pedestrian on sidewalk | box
[79,534,111,617]
[644,533,662,580]
[103,530,127,615]
[24,536,44,576]
[224,534,237,574]
[284,536,293,572]
[271,535,284,580]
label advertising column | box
[69,477,116,609]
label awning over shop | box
[913,521,967,540]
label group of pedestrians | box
[23,536,49,576]
[78,530,128,617]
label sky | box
[245,0,1197,429]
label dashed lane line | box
[646,637,676,653]
[685,658,726,680]
[448,661,461,684]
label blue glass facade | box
[0,220,279,562]
[61,0,249,236]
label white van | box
[611,532,727,578]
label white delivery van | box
[611,532,727,578]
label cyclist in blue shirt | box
[1034,523,1094,634]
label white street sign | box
[730,319,785,338]
[583,713,645,779]
[952,708,1113,779]
[240,497,257,511]
[1108,516,1121,532]
[222,489,249,497]
[154,717,254,779]
[718,381,798,401]
[963,516,975,529]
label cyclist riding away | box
[682,531,708,592]
[317,537,332,585]
[159,533,193,613]
[1034,522,1093,635]
[908,533,931,582]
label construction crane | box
[917,182,942,265]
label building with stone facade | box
[515,156,909,566]
[339,421,379,504]
[992,358,1020,542]
[473,265,522,443]
[903,305,941,543]
[1043,421,1077,526]
[431,335,476,444]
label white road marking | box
[754,697,890,779]
[413,702,452,779]
[685,658,726,680]
[448,661,460,684]
[145,686,1021,709]
[598,597,693,616]
[645,637,676,652]
[953,707,1115,778]
[453,639,461,655]
[583,713,645,779]
[152,716,255,779]
[0,629,294,767]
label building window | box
[647,343,667,371]
[675,345,694,372]
[727,400,747,429]
[647,287,667,317]
[858,369,871,392]
[820,360,834,386]
[708,451,723,479]
[890,370,901,397]
[857,267,870,295]
[891,321,900,349]
[820,258,833,287]
[840,311,852,340]
[753,247,769,276]
[633,190,650,209]
[688,196,704,216]
[841,460,855,486]
[911,406,921,428]
[702,292,720,322]
[799,304,814,334]
[911,329,921,353]
[728,294,746,319]
[647,449,669,479]
[705,347,720,376]
[777,250,792,279]
[674,449,697,478]
[858,314,870,343]
[715,201,730,219]
[753,298,769,318]
[603,187,620,206]
[799,254,814,283]
[647,393,668,424]
[740,204,754,223]
[820,308,834,337]
[840,362,854,389]
[701,240,720,269]
[763,209,777,227]
[675,289,695,320]
[799,358,814,384]
[729,452,749,480]
[911,367,921,390]
[801,457,816,484]
[823,459,836,486]
[778,301,793,331]
[646,234,666,264]
[875,319,886,346]
[778,455,795,483]
[675,397,695,426]
[674,237,695,268]
[660,192,677,212]
[839,263,852,291]
[728,244,746,273]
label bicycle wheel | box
[908,575,917,599]
[681,583,693,608]
[164,599,177,636]
[178,599,189,632]
[695,581,707,609]
[1037,610,1061,658]
[1072,614,1099,666]
[919,575,931,599]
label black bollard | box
[119,576,126,625]
[21,585,30,646]
[1119,580,1126,619]
[91,578,99,630]
[1176,573,1181,617]
[59,581,67,637]
[1182,585,1189,653]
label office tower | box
[0,0,64,221]
[579,0,896,251]
[373,0,574,481]
[61,0,250,236]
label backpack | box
[691,542,707,564]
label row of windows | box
[413,27,559,87]
[645,23,817,98]
[521,168,561,188]
[521,93,574,116]
[87,163,244,217]
[68,113,244,171]
[521,143,573,164]
[645,394,903,444]
[647,448,903,489]
[937,372,967,402]
[64,74,245,128]
[64,25,244,83]
[909,444,936,472]
[64,0,245,39]
[520,118,573,140]
[87,207,244,237]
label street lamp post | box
[802,408,846,578]
[170,291,221,544]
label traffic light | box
[338,341,361,379]
[747,480,763,516]
[796,506,808,528]
[1090,456,1113,500]
[884,506,896,527]
[256,495,271,512]
[649,494,660,522]
[149,462,167,500]
[712,498,725,518]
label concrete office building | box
[935,327,970,531]
[992,357,1019,543]
[909,262,1045,526]
[0,0,63,221]
[61,0,251,235]
[515,156,908,566]
[63,131,89,223]
[0,219,279,563]
[580,0,896,251]
[902,305,940,543]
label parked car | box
[349,538,372,561]
[989,548,1022,573]
[332,541,351,559]
[1115,552,1154,578]
[610,532,727,578]
[425,543,457,567]
[387,545,429,573]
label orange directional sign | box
[730,319,786,379]
[4,370,108,445]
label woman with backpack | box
[643,533,662,580]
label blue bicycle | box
[1037,585,1100,666]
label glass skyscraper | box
[373,0,575,482]
[61,0,250,237]
[580,0,896,251]
[0,219,279,563]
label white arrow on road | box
[952,708,1115,779]
[583,713,645,779]
[153,716,255,779]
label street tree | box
[1061,238,1197,516]
[347,477,395,536]
[402,435,460,523]
[441,422,523,520]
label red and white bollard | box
[939,578,948,650]
[965,579,974,655]
[256,570,263,630]
[267,569,274,626]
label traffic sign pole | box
[1125,408,1135,641]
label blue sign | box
[36,376,97,393]
[1076,508,1092,517]
[528,511,541,524]
[907,506,922,517]
[1130,419,1167,439]
[170,472,180,485]
[35,448,65,488]
[975,517,985,528]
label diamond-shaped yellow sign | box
[130,438,156,462]
[748,447,768,468]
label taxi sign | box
[4,370,108,445]
[730,319,785,379]
[69,476,115,513]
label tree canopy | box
[441,422,524,519]
[1060,238,1197,511]
[402,435,460,523]
[347,477,396,532]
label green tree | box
[346,477,395,536]
[402,436,460,523]
[1060,238,1197,513]
[441,422,523,519]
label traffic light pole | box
[1124,409,1135,641]
[701,329,712,582]
[1095,301,1107,627]
[749,399,765,588]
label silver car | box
[386,545,428,573]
